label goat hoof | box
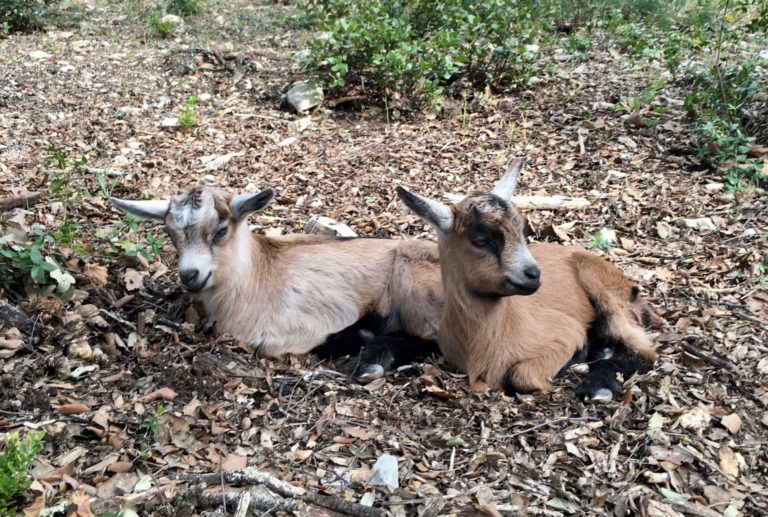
[586,388,614,402]
[358,329,375,341]
[356,363,384,383]
[595,347,614,360]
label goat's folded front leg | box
[354,333,440,383]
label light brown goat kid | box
[397,159,660,399]
[110,188,442,369]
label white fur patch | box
[170,190,216,227]
[588,388,614,402]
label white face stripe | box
[178,246,213,272]
[170,190,217,227]
[513,245,537,270]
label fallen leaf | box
[57,403,91,415]
[22,480,45,517]
[719,446,742,477]
[123,268,145,291]
[342,426,376,440]
[646,499,683,517]
[677,406,711,434]
[70,490,94,517]
[183,397,201,417]
[720,414,742,434]
[422,384,460,399]
[84,263,108,287]
[291,450,313,462]
[369,454,399,490]
[144,387,177,402]
[221,453,247,471]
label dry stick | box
[303,493,382,517]
[172,468,382,517]
[502,416,595,440]
[99,309,137,331]
[182,485,300,512]
[0,192,44,211]
[327,95,368,108]
[233,491,251,517]
[0,298,38,338]
[679,342,735,371]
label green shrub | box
[0,236,76,300]
[0,0,59,33]
[301,0,547,109]
[166,0,200,17]
[147,12,175,39]
[179,94,200,128]
[0,431,45,516]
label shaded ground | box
[1,2,766,516]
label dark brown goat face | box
[110,187,275,293]
[397,158,541,298]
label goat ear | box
[230,188,275,221]
[110,197,169,221]
[396,186,453,233]
[491,157,525,199]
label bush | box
[166,0,200,17]
[0,431,45,516]
[0,0,59,33]
[301,0,547,109]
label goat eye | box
[213,226,228,243]
[471,238,488,249]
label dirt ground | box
[0,2,766,516]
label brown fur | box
[411,191,660,393]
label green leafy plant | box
[106,215,168,261]
[179,94,200,129]
[699,121,765,191]
[45,145,89,247]
[166,0,199,17]
[140,404,167,444]
[147,12,175,39]
[0,431,45,516]
[586,231,615,252]
[301,0,547,110]
[0,235,76,299]
[0,0,60,33]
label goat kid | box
[397,159,661,400]
[110,188,442,377]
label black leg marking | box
[354,333,440,382]
[556,346,589,378]
[312,313,389,360]
[573,299,654,401]
[576,342,652,401]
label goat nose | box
[179,269,199,287]
[523,264,541,281]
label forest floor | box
[0,1,766,516]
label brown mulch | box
[0,2,766,516]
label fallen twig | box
[502,416,595,440]
[171,467,382,516]
[444,192,590,210]
[181,485,300,512]
[680,342,735,371]
[327,95,367,108]
[0,298,39,339]
[0,191,44,211]
[99,309,137,331]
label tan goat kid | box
[110,187,442,375]
[397,159,661,399]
